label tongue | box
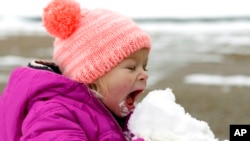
[126,95,135,110]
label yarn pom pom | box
[43,0,81,39]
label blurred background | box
[1,0,250,140]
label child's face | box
[97,48,149,117]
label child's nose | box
[138,70,148,81]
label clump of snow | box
[128,88,228,141]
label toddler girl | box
[0,0,151,140]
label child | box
[0,0,151,140]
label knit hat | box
[43,0,151,84]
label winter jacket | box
[0,66,130,141]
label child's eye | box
[127,66,136,70]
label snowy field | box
[1,0,250,87]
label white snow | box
[0,56,34,67]
[128,88,229,141]
[184,74,250,87]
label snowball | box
[128,88,228,141]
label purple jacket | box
[0,67,129,141]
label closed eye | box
[127,66,136,70]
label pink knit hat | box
[43,0,151,84]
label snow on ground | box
[184,74,250,87]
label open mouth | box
[125,90,143,110]
[120,89,144,117]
